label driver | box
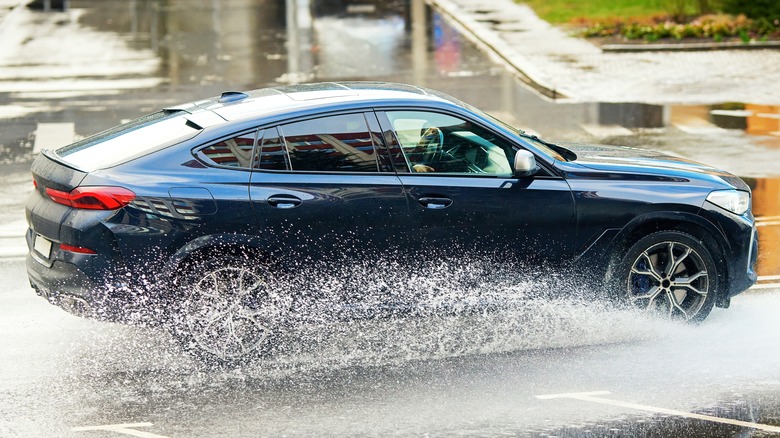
[412,164,435,172]
[409,126,442,173]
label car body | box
[25,82,758,361]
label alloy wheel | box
[627,240,709,321]
[183,265,282,360]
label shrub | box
[721,0,780,20]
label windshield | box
[54,110,200,170]
[464,103,574,161]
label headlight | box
[706,190,750,215]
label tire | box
[612,230,719,323]
[169,255,290,364]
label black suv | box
[25,82,757,362]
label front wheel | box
[613,230,719,323]
[171,256,289,364]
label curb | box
[603,40,780,53]
[428,0,564,101]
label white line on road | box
[536,391,780,433]
[0,256,25,263]
[750,283,780,290]
[580,124,634,138]
[72,422,169,438]
[758,275,780,281]
[33,122,75,154]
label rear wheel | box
[614,230,719,322]
[171,256,289,364]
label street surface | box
[2,256,780,437]
[1,1,779,437]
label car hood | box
[557,143,748,189]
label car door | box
[377,109,577,267]
[249,111,410,270]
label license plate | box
[34,234,52,259]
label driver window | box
[386,111,514,176]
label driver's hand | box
[412,164,435,173]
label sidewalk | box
[432,0,780,105]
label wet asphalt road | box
[1,0,780,437]
[1,256,780,437]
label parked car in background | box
[25,82,757,362]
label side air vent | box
[218,91,249,103]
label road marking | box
[673,123,728,135]
[758,275,780,281]
[72,422,169,438]
[580,124,634,138]
[0,256,26,263]
[33,122,75,153]
[536,391,780,433]
[756,221,780,227]
[750,283,780,290]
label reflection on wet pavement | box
[751,178,780,279]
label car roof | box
[168,82,465,125]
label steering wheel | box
[416,126,444,164]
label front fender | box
[576,210,729,272]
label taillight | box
[45,186,136,210]
[60,243,97,254]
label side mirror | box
[513,150,538,178]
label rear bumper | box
[25,229,154,323]
[26,251,102,318]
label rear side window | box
[275,113,379,172]
[54,110,200,170]
[198,131,257,168]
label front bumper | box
[727,224,758,297]
[699,202,757,305]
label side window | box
[279,113,379,172]
[385,111,515,176]
[256,128,290,171]
[198,131,257,168]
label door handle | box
[267,195,302,209]
[418,196,452,209]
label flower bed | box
[581,14,780,43]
